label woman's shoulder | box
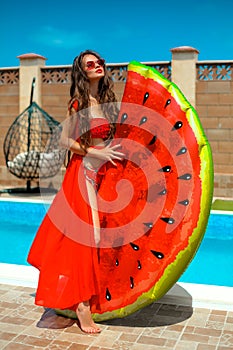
[68,98,79,112]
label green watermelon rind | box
[55,61,214,322]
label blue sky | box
[0,0,232,67]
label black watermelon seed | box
[149,135,157,145]
[130,242,140,251]
[179,199,189,206]
[144,222,153,229]
[120,113,128,124]
[172,121,183,130]
[143,92,149,104]
[158,166,171,173]
[151,250,164,259]
[178,173,192,180]
[115,259,119,266]
[176,147,187,156]
[139,116,147,125]
[106,288,111,301]
[164,99,171,108]
[160,217,175,224]
[158,188,167,195]
[130,276,134,289]
[137,260,142,269]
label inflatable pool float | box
[56,61,213,321]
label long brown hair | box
[69,49,118,151]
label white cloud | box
[31,26,93,49]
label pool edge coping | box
[0,263,232,312]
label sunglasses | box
[85,59,105,70]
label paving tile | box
[0,321,27,333]
[0,284,13,291]
[47,339,73,349]
[162,329,182,340]
[137,335,167,346]
[131,345,163,350]
[224,323,233,331]
[22,324,62,337]
[166,339,178,348]
[0,301,19,309]
[106,325,142,334]
[193,326,222,337]
[196,344,217,350]
[141,327,164,336]
[119,332,139,342]
[211,310,227,316]
[68,343,90,350]
[1,315,35,326]
[88,347,113,350]
[208,336,222,346]
[0,283,232,350]
[187,313,209,327]
[174,340,198,350]
[57,331,96,345]
[0,340,9,349]
[13,334,52,347]
[205,320,226,330]
[226,316,233,324]
[208,314,227,322]
[0,331,18,341]
[168,324,185,332]
[2,343,39,349]
[8,305,37,319]
[194,308,211,314]
[91,329,122,347]
[181,332,210,343]
[218,330,233,348]
[112,340,137,350]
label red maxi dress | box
[27,105,111,312]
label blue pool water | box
[0,199,233,287]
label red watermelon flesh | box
[56,61,213,321]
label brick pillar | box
[170,46,199,107]
[17,53,47,113]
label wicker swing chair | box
[3,78,65,193]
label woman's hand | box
[87,144,124,166]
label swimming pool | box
[180,209,233,287]
[0,198,233,287]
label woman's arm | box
[86,144,124,166]
[60,106,124,163]
[60,108,86,156]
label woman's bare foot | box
[76,301,101,334]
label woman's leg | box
[85,169,101,246]
[76,301,101,333]
[75,171,101,333]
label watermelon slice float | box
[56,61,213,321]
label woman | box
[27,50,124,334]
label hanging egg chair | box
[3,78,64,193]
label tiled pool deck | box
[0,283,232,350]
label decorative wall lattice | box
[0,69,19,85]
[149,64,171,80]
[197,62,233,81]
[41,67,71,84]
[40,63,172,84]
[108,63,172,82]
[107,65,128,82]
[1,62,233,85]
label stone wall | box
[196,69,233,197]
